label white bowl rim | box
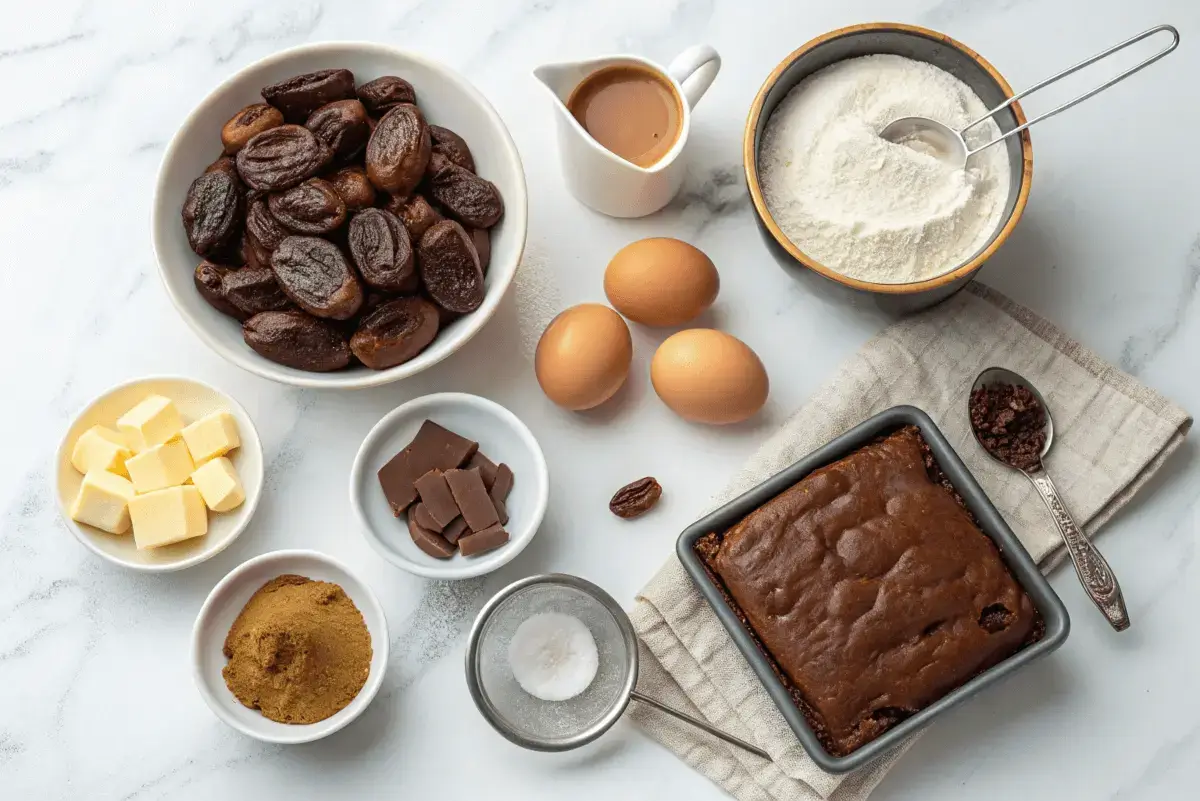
[190,548,390,744]
[349,392,549,579]
[53,374,265,573]
[151,41,529,390]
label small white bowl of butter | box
[54,376,263,572]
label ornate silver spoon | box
[970,367,1130,631]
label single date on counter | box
[609,477,662,519]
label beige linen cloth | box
[629,283,1191,801]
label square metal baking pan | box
[676,405,1070,773]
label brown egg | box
[651,329,768,424]
[535,304,633,410]
[604,238,719,327]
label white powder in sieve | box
[759,54,1012,284]
[508,612,599,702]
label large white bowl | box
[192,550,389,743]
[152,42,528,389]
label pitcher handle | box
[667,45,721,108]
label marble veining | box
[3,1,1199,799]
[1119,236,1200,376]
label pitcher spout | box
[533,62,578,104]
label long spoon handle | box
[630,690,771,760]
[963,24,1179,157]
[1027,471,1130,631]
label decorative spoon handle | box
[1027,471,1130,631]
[630,690,770,760]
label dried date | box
[194,261,244,319]
[356,76,416,116]
[268,178,347,235]
[182,171,242,257]
[387,193,443,240]
[245,198,290,253]
[365,103,430,195]
[348,208,414,292]
[221,103,284,154]
[223,266,292,318]
[609,477,662,519]
[261,69,356,123]
[204,154,238,177]
[417,220,484,314]
[326,166,376,210]
[430,125,475,172]
[240,230,269,269]
[470,228,491,274]
[428,159,504,229]
[350,296,439,369]
[236,125,332,192]
[270,236,363,320]
[305,99,371,162]
[243,310,351,371]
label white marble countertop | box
[4,0,1198,798]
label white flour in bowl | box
[759,54,1012,284]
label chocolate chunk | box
[412,502,442,533]
[466,451,499,489]
[443,516,468,545]
[407,508,455,559]
[377,420,479,514]
[493,497,508,526]
[444,467,499,532]
[489,463,514,504]
[414,469,461,529]
[458,523,509,557]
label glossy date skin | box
[236,125,332,192]
[365,103,430,196]
[243,310,351,371]
[270,236,363,320]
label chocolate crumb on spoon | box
[969,367,1130,632]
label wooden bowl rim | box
[743,21,1034,294]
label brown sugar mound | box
[222,574,372,724]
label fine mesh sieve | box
[465,573,769,758]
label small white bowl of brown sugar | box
[191,549,389,743]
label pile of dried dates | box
[181,68,504,372]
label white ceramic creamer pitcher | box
[534,46,721,218]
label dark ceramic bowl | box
[743,23,1034,313]
[676,406,1068,773]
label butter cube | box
[126,440,195,493]
[117,395,183,453]
[70,426,133,477]
[191,456,245,512]
[129,485,208,549]
[69,470,137,534]
[181,411,240,465]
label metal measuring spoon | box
[881,25,1178,168]
[969,367,1130,632]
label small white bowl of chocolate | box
[349,393,549,580]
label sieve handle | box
[962,24,1179,157]
[630,691,771,760]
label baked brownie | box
[698,426,1041,756]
